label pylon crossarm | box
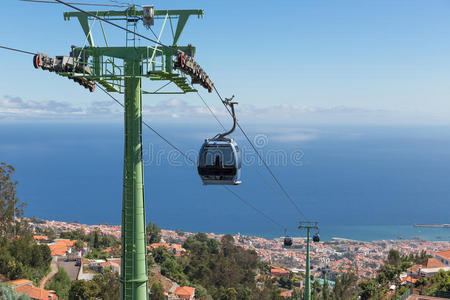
[59,5,213,93]
[63,8,204,47]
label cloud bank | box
[0,94,425,125]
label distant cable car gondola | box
[283,236,293,247]
[198,96,242,185]
[283,229,293,247]
[313,233,320,243]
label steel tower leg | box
[305,227,311,300]
[120,58,148,300]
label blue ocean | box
[1,122,450,241]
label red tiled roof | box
[435,250,450,261]
[48,240,77,256]
[149,243,170,249]
[48,244,67,256]
[14,284,58,300]
[402,276,417,283]
[271,268,290,275]
[408,257,447,273]
[56,240,76,247]
[408,265,421,273]
[424,257,446,268]
[174,286,195,298]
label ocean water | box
[1,122,450,242]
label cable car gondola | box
[198,96,242,185]
[313,233,320,243]
[283,229,293,247]
[283,236,293,247]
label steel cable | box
[96,83,287,230]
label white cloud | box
[142,98,226,119]
[0,94,408,125]
[0,95,121,120]
[0,95,83,116]
[238,103,389,120]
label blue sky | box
[2,1,450,233]
[1,0,450,124]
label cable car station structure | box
[32,3,213,299]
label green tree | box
[322,280,330,300]
[387,249,401,266]
[150,247,187,284]
[92,270,120,300]
[147,222,161,244]
[73,240,84,252]
[312,280,322,299]
[149,281,165,300]
[47,268,71,300]
[60,229,86,241]
[358,279,378,300]
[85,249,107,260]
[0,163,27,237]
[93,231,99,249]
[193,284,212,300]
[377,264,401,283]
[0,236,51,283]
[331,273,358,300]
[219,287,238,300]
[41,228,57,240]
[69,280,99,300]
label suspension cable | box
[96,84,193,163]
[194,90,226,131]
[193,92,293,221]
[96,83,287,230]
[223,186,285,229]
[213,85,308,220]
[20,0,129,7]
[0,45,36,56]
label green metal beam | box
[64,8,203,48]
[77,16,95,46]
[64,8,203,20]
[172,13,189,46]
[120,58,148,300]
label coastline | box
[27,217,450,243]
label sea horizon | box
[4,123,450,243]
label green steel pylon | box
[120,58,147,298]
[299,221,319,300]
[57,6,204,300]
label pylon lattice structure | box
[34,6,208,300]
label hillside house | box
[172,286,195,300]
[435,250,450,266]
[407,257,449,278]
[8,279,58,300]
[271,268,290,279]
